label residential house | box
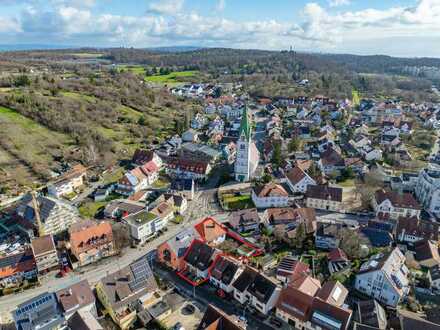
[116,163,159,196]
[318,148,345,176]
[125,210,164,245]
[356,300,387,330]
[191,113,208,129]
[355,248,410,307]
[182,129,200,143]
[306,185,343,212]
[166,157,212,181]
[181,143,222,162]
[209,255,243,293]
[0,248,37,287]
[398,309,440,330]
[67,310,104,330]
[131,149,163,168]
[56,279,96,319]
[328,248,350,275]
[170,178,195,200]
[373,189,421,220]
[276,256,310,284]
[197,304,246,330]
[396,216,439,244]
[31,234,59,274]
[159,193,187,215]
[315,223,347,250]
[275,283,352,330]
[232,266,281,315]
[16,194,81,236]
[264,207,317,240]
[414,240,440,268]
[285,166,317,194]
[194,217,227,246]
[290,274,322,296]
[14,292,65,330]
[157,228,196,271]
[350,135,371,149]
[181,239,218,282]
[229,208,260,233]
[103,199,144,219]
[415,165,440,216]
[48,164,87,198]
[361,221,394,248]
[150,199,175,224]
[251,183,289,209]
[428,264,440,291]
[96,257,159,329]
[69,220,115,267]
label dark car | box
[182,304,195,315]
[269,318,282,327]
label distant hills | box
[0,44,202,53]
[0,44,75,52]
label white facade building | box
[355,248,410,307]
[415,165,440,215]
[125,210,166,245]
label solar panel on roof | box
[128,257,153,292]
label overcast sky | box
[0,0,439,57]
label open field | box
[145,71,199,83]
[0,106,72,189]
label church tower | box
[234,107,259,182]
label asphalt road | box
[0,201,227,315]
[154,265,275,330]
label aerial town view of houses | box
[1,3,440,329]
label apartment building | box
[31,234,59,274]
[373,189,421,220]
[17,194,81,235]
[415,165,440,216]
[355,248,410,307]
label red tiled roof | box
[31,235,56,256]
[254,183,289,197]
[375,189,420,210]
[70,221,113,255]
[286,166,307,185]
[328,248,348,263]
[306,185,342,202]
[194,217,227,244]
[276,286,313,322]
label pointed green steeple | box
[239,106,251,140]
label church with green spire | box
[234,107,260,182]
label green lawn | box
[0,106,72,185]
[145,71,199,83]
[78,201,108,218]
[102,167,124,185]
[222,194,254,210]
[61,91,97,103]
[338,179,355,188]
[117,65,146,75]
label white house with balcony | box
[355,248,410,307]
[415,165,440,216]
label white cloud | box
[0,17,21,33]
[147,0,184,15]
[1,0,440,56]
[328,0,350,7]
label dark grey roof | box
[15,292,65,330]
[357,300,387,329]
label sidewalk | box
[153,264,274,330]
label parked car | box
[270,318,282,328]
